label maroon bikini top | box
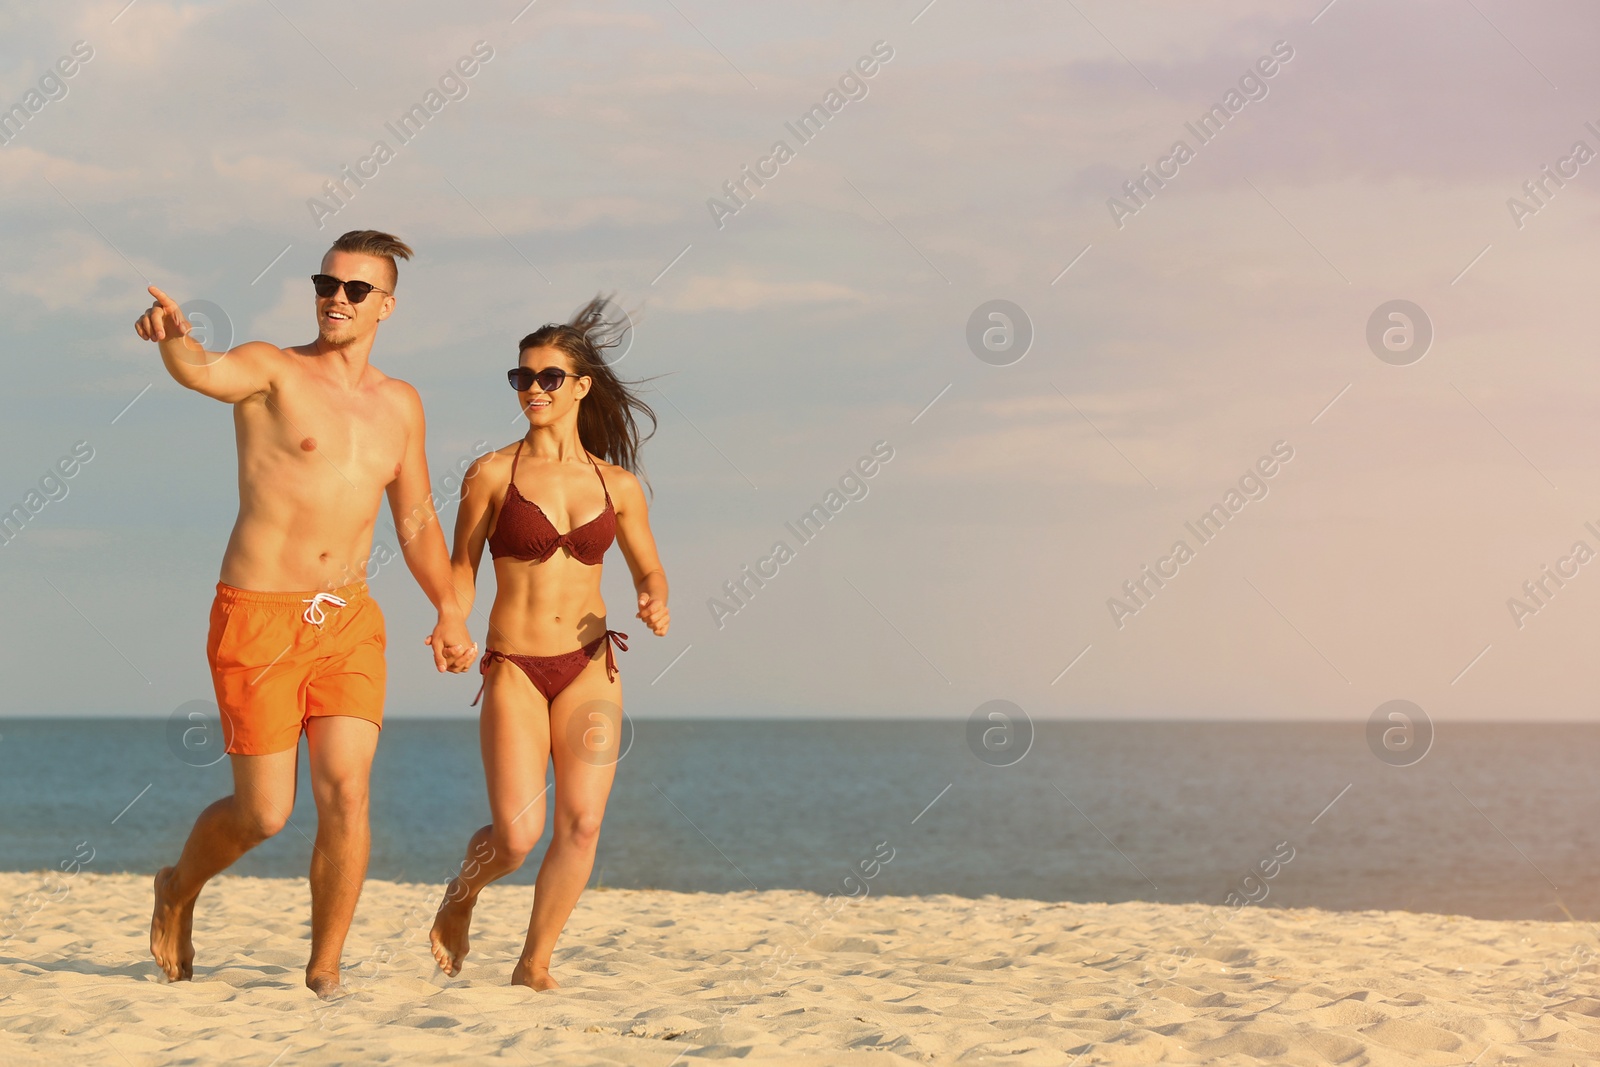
[487,440,616,565]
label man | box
[136,230,475,997]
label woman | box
[428,295,668,990]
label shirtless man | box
[135,230,475,997]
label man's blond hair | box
[327,230,413,290]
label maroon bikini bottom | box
[471,629,628,706]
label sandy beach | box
[0,872,1596,1065]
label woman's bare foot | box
[429,880,476,977]
[149,867,195,982]
[511,959,559,991]
[306,971,343,999]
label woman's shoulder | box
[463,441,522,488]
[590,455,643,499]
[589,452,627,478]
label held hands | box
[637,592,669,636]
[424,615,478,673]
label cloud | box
[664,271,865,312]
[0,229,146,314]
[7,0,1600,718]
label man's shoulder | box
[373,372,423,411]
[208,341,290,404]
[232,339,291,359]
[275,340,340,363]
[227,339,293,372]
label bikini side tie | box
[599,629,628,680]
[470,630,630,706]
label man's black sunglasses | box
[508,366,584,393]
[311,274,390,304]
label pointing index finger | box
[148,286,182,314]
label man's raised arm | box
[134,285,277,403]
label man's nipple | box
[300,437,317,452]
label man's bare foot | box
[306,971,343,999]
[150,867,196,982]
[429,879,475,977]
[511,959,559,991]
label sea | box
[1,719,1595,923]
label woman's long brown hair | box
[519,293,657,478]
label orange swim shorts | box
[207,580,386,756]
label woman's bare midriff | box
[487,555,609,655]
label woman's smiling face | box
[516,345,590,425]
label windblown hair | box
[519,294,656,477]
[328,230,413,289]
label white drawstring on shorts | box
[301,592,347,626]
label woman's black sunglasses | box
[508,366,584,392]
[311,274,390,304]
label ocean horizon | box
[2,718,1593,923]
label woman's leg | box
[513,653,622,990]
[429,660,552,976]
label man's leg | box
[151,747,300,981]
[303,714,380,998]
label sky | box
[1,0,1598,721]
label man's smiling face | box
[315,250,394,344]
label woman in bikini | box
[428,295,668,990]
